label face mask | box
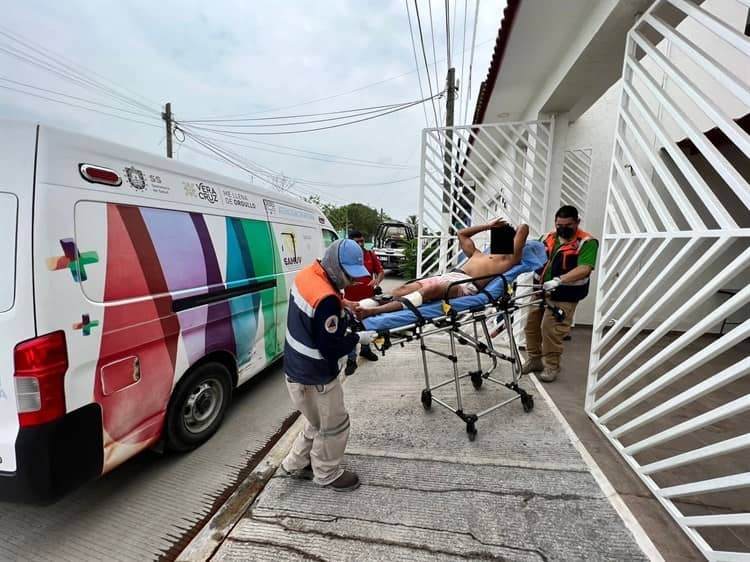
[556,226,575,239]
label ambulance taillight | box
[14,331,69,427]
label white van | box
[0,121,338,502]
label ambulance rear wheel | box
[165,362,233,452]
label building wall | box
[559,81,621,324]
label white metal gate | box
[417,120,553,277]
[587,1,750,559]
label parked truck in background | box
[371,221,415,273]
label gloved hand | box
[543,277,562,291]
[357,330,378,345]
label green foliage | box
[402,237,440,280]
[402,238,419,281]
[321,203,387,239]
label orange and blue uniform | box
[284,260,358,385]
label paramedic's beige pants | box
[283,377,349,486]
[524,300,578,370]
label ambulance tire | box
[165,362,233,452]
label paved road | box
[0,361,295,562]
[0,273,406,562]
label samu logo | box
[197,182,218,203]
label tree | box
[323,203,384,239]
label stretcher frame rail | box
[369,274,561,440]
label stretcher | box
[360,241,560,440]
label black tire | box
[522,395,534,413]
[165,362,233,452]
[421,389,432,410]
[471,372,483,389]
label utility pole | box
[162,102,173,158]
[441,67,456,268]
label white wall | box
[558,81,622,324]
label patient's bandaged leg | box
[400,291,423,307]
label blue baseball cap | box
[338,239,370,278]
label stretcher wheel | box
[470,371,483,389]
[522,395,534,412]
[421,389,432,410]
[466,422,477,441]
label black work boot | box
[281,463,314,480]
[359,348,379,362]
[326,470,360,492]
[345,359,358,376]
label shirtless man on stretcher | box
[353,219,529,319]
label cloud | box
[0,0,505,221]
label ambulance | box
[0,121,338,502]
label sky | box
[1,0,506,221]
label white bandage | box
[402,291,423,307]
[359,298,379,308]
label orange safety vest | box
[535,228,594,302]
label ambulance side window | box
[322,229,338,248]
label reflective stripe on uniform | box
[285,328,324,359]
[290,283,315,318]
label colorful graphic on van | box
[46,238,99,282]
[84,203,285,471]
[72,313,99,336]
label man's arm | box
[510,223,529,265]
[457,219,506,256]
[560,239,597,283]
[370,251,385,287]
[560,265,593,283]
[314,295,359,360]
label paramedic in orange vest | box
[523,205,598,383]
[280,239,377,492]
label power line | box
[174,126,413,170]
[183,129,419,192]
[0,35,158,117]
[463,0,481,125]
[413,1,442,129]
[405,0,431,129]
[177,94,440,136]
[0,83,163,129]
[427,0,443,125]
[178,98,425,128]
[182,100,414,123]
[0,76,160,120]
[458,0,469,125]
[181,135,349,204]
[193,37,495,121]
[445,0,452,70]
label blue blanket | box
[363,241,547,331]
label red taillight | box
[79,164,121,186]
[14,331,69,427]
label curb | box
[176,416,304,562]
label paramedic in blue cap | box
[280,239,377,492]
